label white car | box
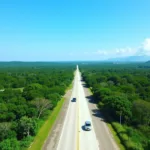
[85,121,91,131]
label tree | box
[18,116,37,138]
[47,93,61,108]
[94,87,112,101]
[0,138,20,150]
[49,86,65,96]
[126,128,133,141]
[14,105,27,120]
[103,94,132,123]
[0,122,11,141]
[22,83,44,100]
[119,84,135,94]
[32,98,52,119]
[0,103,8,121]
[108,75,120,85]
[132,100,150,125]
[0,62,75,148]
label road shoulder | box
[42,88,72,150]
[82,80,119,150]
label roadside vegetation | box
[80,62,150,150]
[28,97,65,150]
[0,62,75,150]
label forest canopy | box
[0,62,75,149]
[79,62,150,150]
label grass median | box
[28,97,65,150]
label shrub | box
[20,136,34,148]
[0,138,20,150]
[111,122,144,150]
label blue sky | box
[0,0,150,61]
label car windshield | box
[86,124,91,126]
[85,123,91,126]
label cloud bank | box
[92,38,150,59]
[68,38,150,61]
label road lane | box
[81,74,119,150]
[56,71,78,150]
[76,69,99,150]
[56,65,119,150]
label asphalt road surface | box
[77,68,99,150]
[56,68,78,150]
[52,66,119,150]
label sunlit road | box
[77,68,99,150]
[56,70,78,150]
[56,66,118,150]
[57,66,99,150]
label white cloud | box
[95,50,108,56]
[87,38,150,60]
[136,38,150,56]
[115,47,136,56]
[94,47,136,59]
[143,38,150,50]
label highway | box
[57,66,99,150]
[77,68,99,150]
[56,68,78,150]
[46,65,119,150]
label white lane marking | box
[56,74,77,150]
[76,72,80,150]
[78,70,99,150]
[87,90,119,150]
[56,98,72,150]
[94,105,119,150]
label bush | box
[98,102,104,109]
[111,122,144,150]
[0,138,20,150]
[20,136,34,148]
[112,122,126,133]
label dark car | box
[72,98,76,102]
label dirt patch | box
[42,88,72,150]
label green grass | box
[107,123,126,150]
[65,80,73,91]
[28,97,65,150]
[66,83,73,91]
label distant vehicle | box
[85,121,91,131]
[72,98,76,102]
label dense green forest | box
[79,62,150,150]
[0,62,75,150]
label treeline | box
[0,62,75,150]
[80,62,150,150]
